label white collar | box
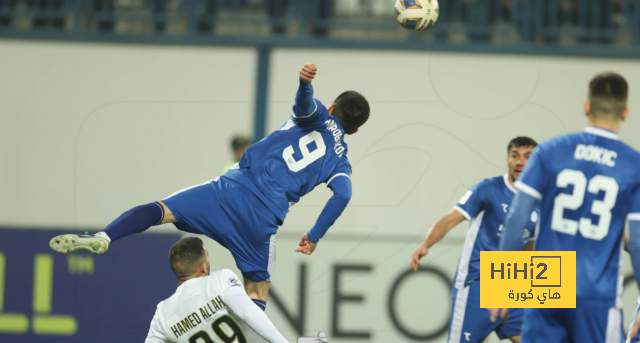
[584,126,619,140]
[503,174,516,193]
[177,276,202,289]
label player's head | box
[585,72,629,123]
[328,91,370,135]
[507,136,538,183]
[168,237,210,281]
[231,135,251,162]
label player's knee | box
[243,277,270,301]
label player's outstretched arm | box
[224,283,289,342]
[630,314,640,342]
[293,63,318,120]
[410,209,465,271]
[500,191,539,251]
[628,221,640,293]
[296,176,352,255]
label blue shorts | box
[627,301,640,343]
[162,177,280,283]
[448,281,523,342]
[521,299,624,343]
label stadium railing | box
[0,0,637,43]
[0,0,639,59]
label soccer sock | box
[101,202,165,242]
[251,299,266,311]
[94,231,111,243]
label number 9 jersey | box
[515,126,640,306]
[224,98,352,223]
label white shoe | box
[49,232,109,254]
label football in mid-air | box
[395,0,440,31]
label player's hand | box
[295,233,317,255]
[299,63,317,83]
[487,308,509,323]
[630,312,640,339]
[410,243,428,271]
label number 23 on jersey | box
[551,169,619,240]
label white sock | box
[94,231,111,243]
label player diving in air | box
[146,237,287,343]
[410,137,539,343]
[50,62,370,312]
[497,72,640,343]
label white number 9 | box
[282,131,326,172]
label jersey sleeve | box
[218,269,245,303]
[291,99,329,127]
[515,145,546,200]
[291,78,329,127]
[308,175,352,243]
[145,305,170,343]
[326,158,352,186]
[224,283,289,343]
[453,180,489,220]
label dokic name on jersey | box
[170,295,226,339]
[574,144,617,167]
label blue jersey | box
[224,99,352,222]
[515,126,640,306]
[453,174,538,289]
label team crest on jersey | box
[229,277,241,287]
[325,119,345,157]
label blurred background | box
[0,0,639,342]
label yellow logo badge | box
[480,251,576,308]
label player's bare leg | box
[243,278,270,302]
[49,201,176,254]
[158,202,274,307]
[509,336,521,343]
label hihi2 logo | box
[480,252,576,308]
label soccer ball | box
[395,0,440,31]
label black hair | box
[507,136,538,154]
[168,237,206,278]
[332,91,370,133]
[589,72,628,119]
[231,135,251,152]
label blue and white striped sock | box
[252,299,266,311]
